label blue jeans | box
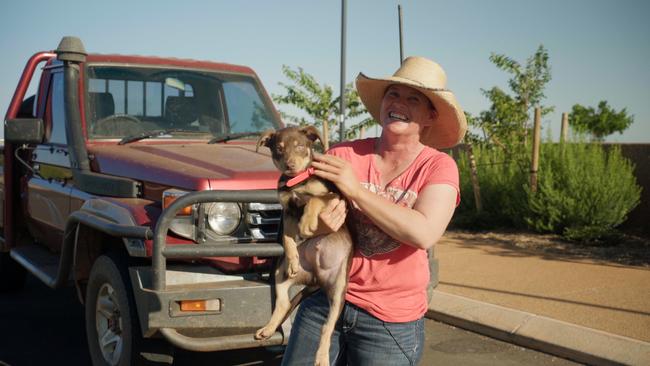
[281,291,424,365]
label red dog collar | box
[286,167,315,187]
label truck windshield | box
[85,66,280,141]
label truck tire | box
[85,253,173,366]
[0,252,26,292]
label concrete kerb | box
[426,291,650,366]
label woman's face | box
[379,84,437,134]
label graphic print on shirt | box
[350,182,418,257]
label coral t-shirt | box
[328,138,460,322]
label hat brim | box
[356,73,467,149]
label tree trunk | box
[530,108,542,192]
[465,143,482,213]
[560,112,569,144]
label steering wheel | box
[92,114,144,137]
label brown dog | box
[255,126,353,366]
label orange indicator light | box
[179,299,221,312]
[163,195,192,216]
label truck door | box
[26,68,73,252]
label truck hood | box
[88,142,280,191]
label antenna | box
[398,4,404,64]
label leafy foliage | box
[568,101,634,141]
[455,144,530,229]
[472,45,553,149]
[524,143,640,241]
[455,142,642,241]
[462,112,484,146]
[272,65,373,144]
[344,113,376,140]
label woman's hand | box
[312,198,347,236]
[312,153,362,200]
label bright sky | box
[1,0,649,142]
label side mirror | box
[4,118,45,144]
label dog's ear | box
[300,125,323,146]
[256,129,276,152]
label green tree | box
[273,65,371,147]
[474,45,553,149]
[568,101,634,141]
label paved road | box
[0,274,580,365]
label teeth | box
[389,112,408,121]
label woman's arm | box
[312,153,457,250]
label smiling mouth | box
[388,111,409,121]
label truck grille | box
[245,202,281,240]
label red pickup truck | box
[1,37,287,365]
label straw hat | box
[356,56,467,149]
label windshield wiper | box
[207,131,262,144]
[117,129,214,145]
[118,129,184,145]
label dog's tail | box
[279,286,319,325]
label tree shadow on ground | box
[443,229,650,269]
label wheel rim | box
[95,283,124,365]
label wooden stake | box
[465,143,482,212]
[560,112,568,143]
[322,120,330,151]
[530,107,542,192]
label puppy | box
[255,126,353,366]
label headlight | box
[205,202,241,235]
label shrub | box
[454,144,529,229]
[524,143,641,241]
[454,142,641,242]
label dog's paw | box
[299,215,320,238]
[287,259,300,278]
[314,352,330,366]
[254,326,275,340]
[299,221,315,238]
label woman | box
[282,56,467,366]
